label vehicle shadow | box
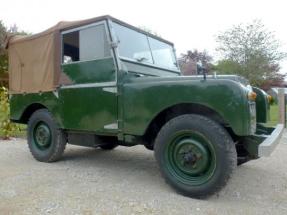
[61,145,161,178]
[59,144,287,203]
[211,160,287,202]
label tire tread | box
[27,109,66,162]
[154,114,236,198]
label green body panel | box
[121,76,252,136]
[59,86,117,133]
[10,74,253,137]
[10,92,63,125]
[10,88,118,135]
[59,57,118,134]
[62,58,116,84]
[11,56,118,135]
[253,87,269,123]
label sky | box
[1,0,287,74]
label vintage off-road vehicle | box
[6,15,284,198]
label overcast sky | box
[1,0,287,74]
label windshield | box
[112,22,178,71]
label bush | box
[0,86,20,139]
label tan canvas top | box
[6,15,174,94]
[6,15,110,94]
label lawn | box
[267,104,279,127]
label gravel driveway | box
[0,133,287,215]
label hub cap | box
[166,131,216,186]
[33,122,51,150]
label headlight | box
[248,91,257,101]
[267,95,272,103]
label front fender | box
[122,78,251,136]
[253,87,269,123]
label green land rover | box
[6,15,284,198]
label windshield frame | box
[110,20,180,74]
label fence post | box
[278,88,285,126]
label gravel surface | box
[0,133,287,215]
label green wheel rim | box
[165,130,216,186]
[32,122,52,150]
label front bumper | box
[258,124,284,157]
[243,124,284,158]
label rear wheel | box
[27,109,67,162]
[154,114,236,198]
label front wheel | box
[154,114,236,198]
[27,109,67,162]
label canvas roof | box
[6,16,113,94]
[6,15,174,94]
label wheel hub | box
[33,123,51,149]
[182,151,198,165]
[170,134,213,178]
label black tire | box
[27,109,67,162]
[99,143,118,150]
[237,157,251,166]
[154,114,236,198]
[144,144,154,151]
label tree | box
[0,22,27,138]
[215,20,286,87]
[0,21,6,48]
[179,49,213,75]
[0,21,28,87]
[0,21,8,87]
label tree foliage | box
[0,87,20,139]
[179,49,213,75]
[0,21,7,76]
[0,21,28,86]
[215,20,286,87]
[0,21,27,139]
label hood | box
[127,74,250,87]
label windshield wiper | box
[135,57,148,62]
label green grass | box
[266,104,279,127]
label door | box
[59,21,118,134]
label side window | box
[63,31,79,63]
[62,24,110,64]
[80,25,110,61]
